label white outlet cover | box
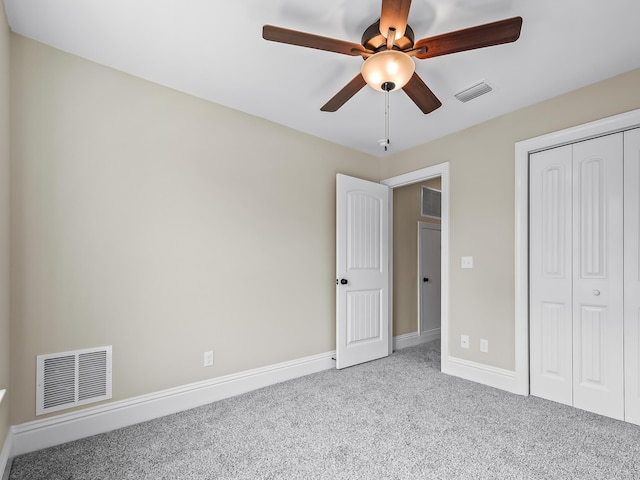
[480,339,489,353]
[203,351,214,367]
[461,256,474,269]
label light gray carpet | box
[9,341,640,479]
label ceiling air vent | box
[36,346,112,416]
[455,81,493,103]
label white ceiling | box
[4,0,640,157]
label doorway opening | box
[381,163,450,370]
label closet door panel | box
[530,145,573,405]
[624,127,640,425]
[572,133,624,420]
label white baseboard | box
[442,355,522,394]
[393,330,440,350]
[1,431,12,480]
[395,332,522,394]
[8,332,504,460]
[10,350,336,457]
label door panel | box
[336,174,390,369]
[624,127,640,425]
[576,305,606,385]
[572,133,624,420]
[540,302,570,380]
[347,191,381,271]
[347,290,381,344]
[530,145,573,406]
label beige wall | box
[382,67,640,369]
[0,1,10,453]
[393,178,440,336]
[9,35,379,425]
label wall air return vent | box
[421,186,442,219]
[455,81,493,103]
[36,346,112,416]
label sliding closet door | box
[624,128,640,425]
[530,145,573,406]
[572,133,624,420]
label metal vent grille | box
[43,355,76,409]
[37,346,112,416]
[79,350,108,401]
[421,186,442,219]
[455,81,493,103]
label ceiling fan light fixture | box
[361,50,415,92]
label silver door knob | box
[593,289,600,296]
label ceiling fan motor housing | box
[362,20,415,51]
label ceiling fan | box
[263,0,522,114]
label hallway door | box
[419,222,441,338]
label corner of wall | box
[0,0,12,468]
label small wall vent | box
[455,81,493,103]
[421,186,442,219]
[36,346,112,416]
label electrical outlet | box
[461,335,469,349]
[203,351,214,367]
[480,339,489,353]
[461,256,474,269]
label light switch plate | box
[461,256,474,269]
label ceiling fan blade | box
[263,25,370,56]
[414,16,523,60]
[380,0,412,39]
[402,73,442,114]
[321,74,367,112]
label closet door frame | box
[513,108,640,396]
[624,128,640,424]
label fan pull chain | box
[384,89,390,152]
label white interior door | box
[336,174,390,369]
[529,145,574,406]
[624,127,640,425]
[419,222,441,337]
[530,133,624,420]
[572,133,624,420]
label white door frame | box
[418,221,441,339]
[381,163,450,365]
[514,108,640,395]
